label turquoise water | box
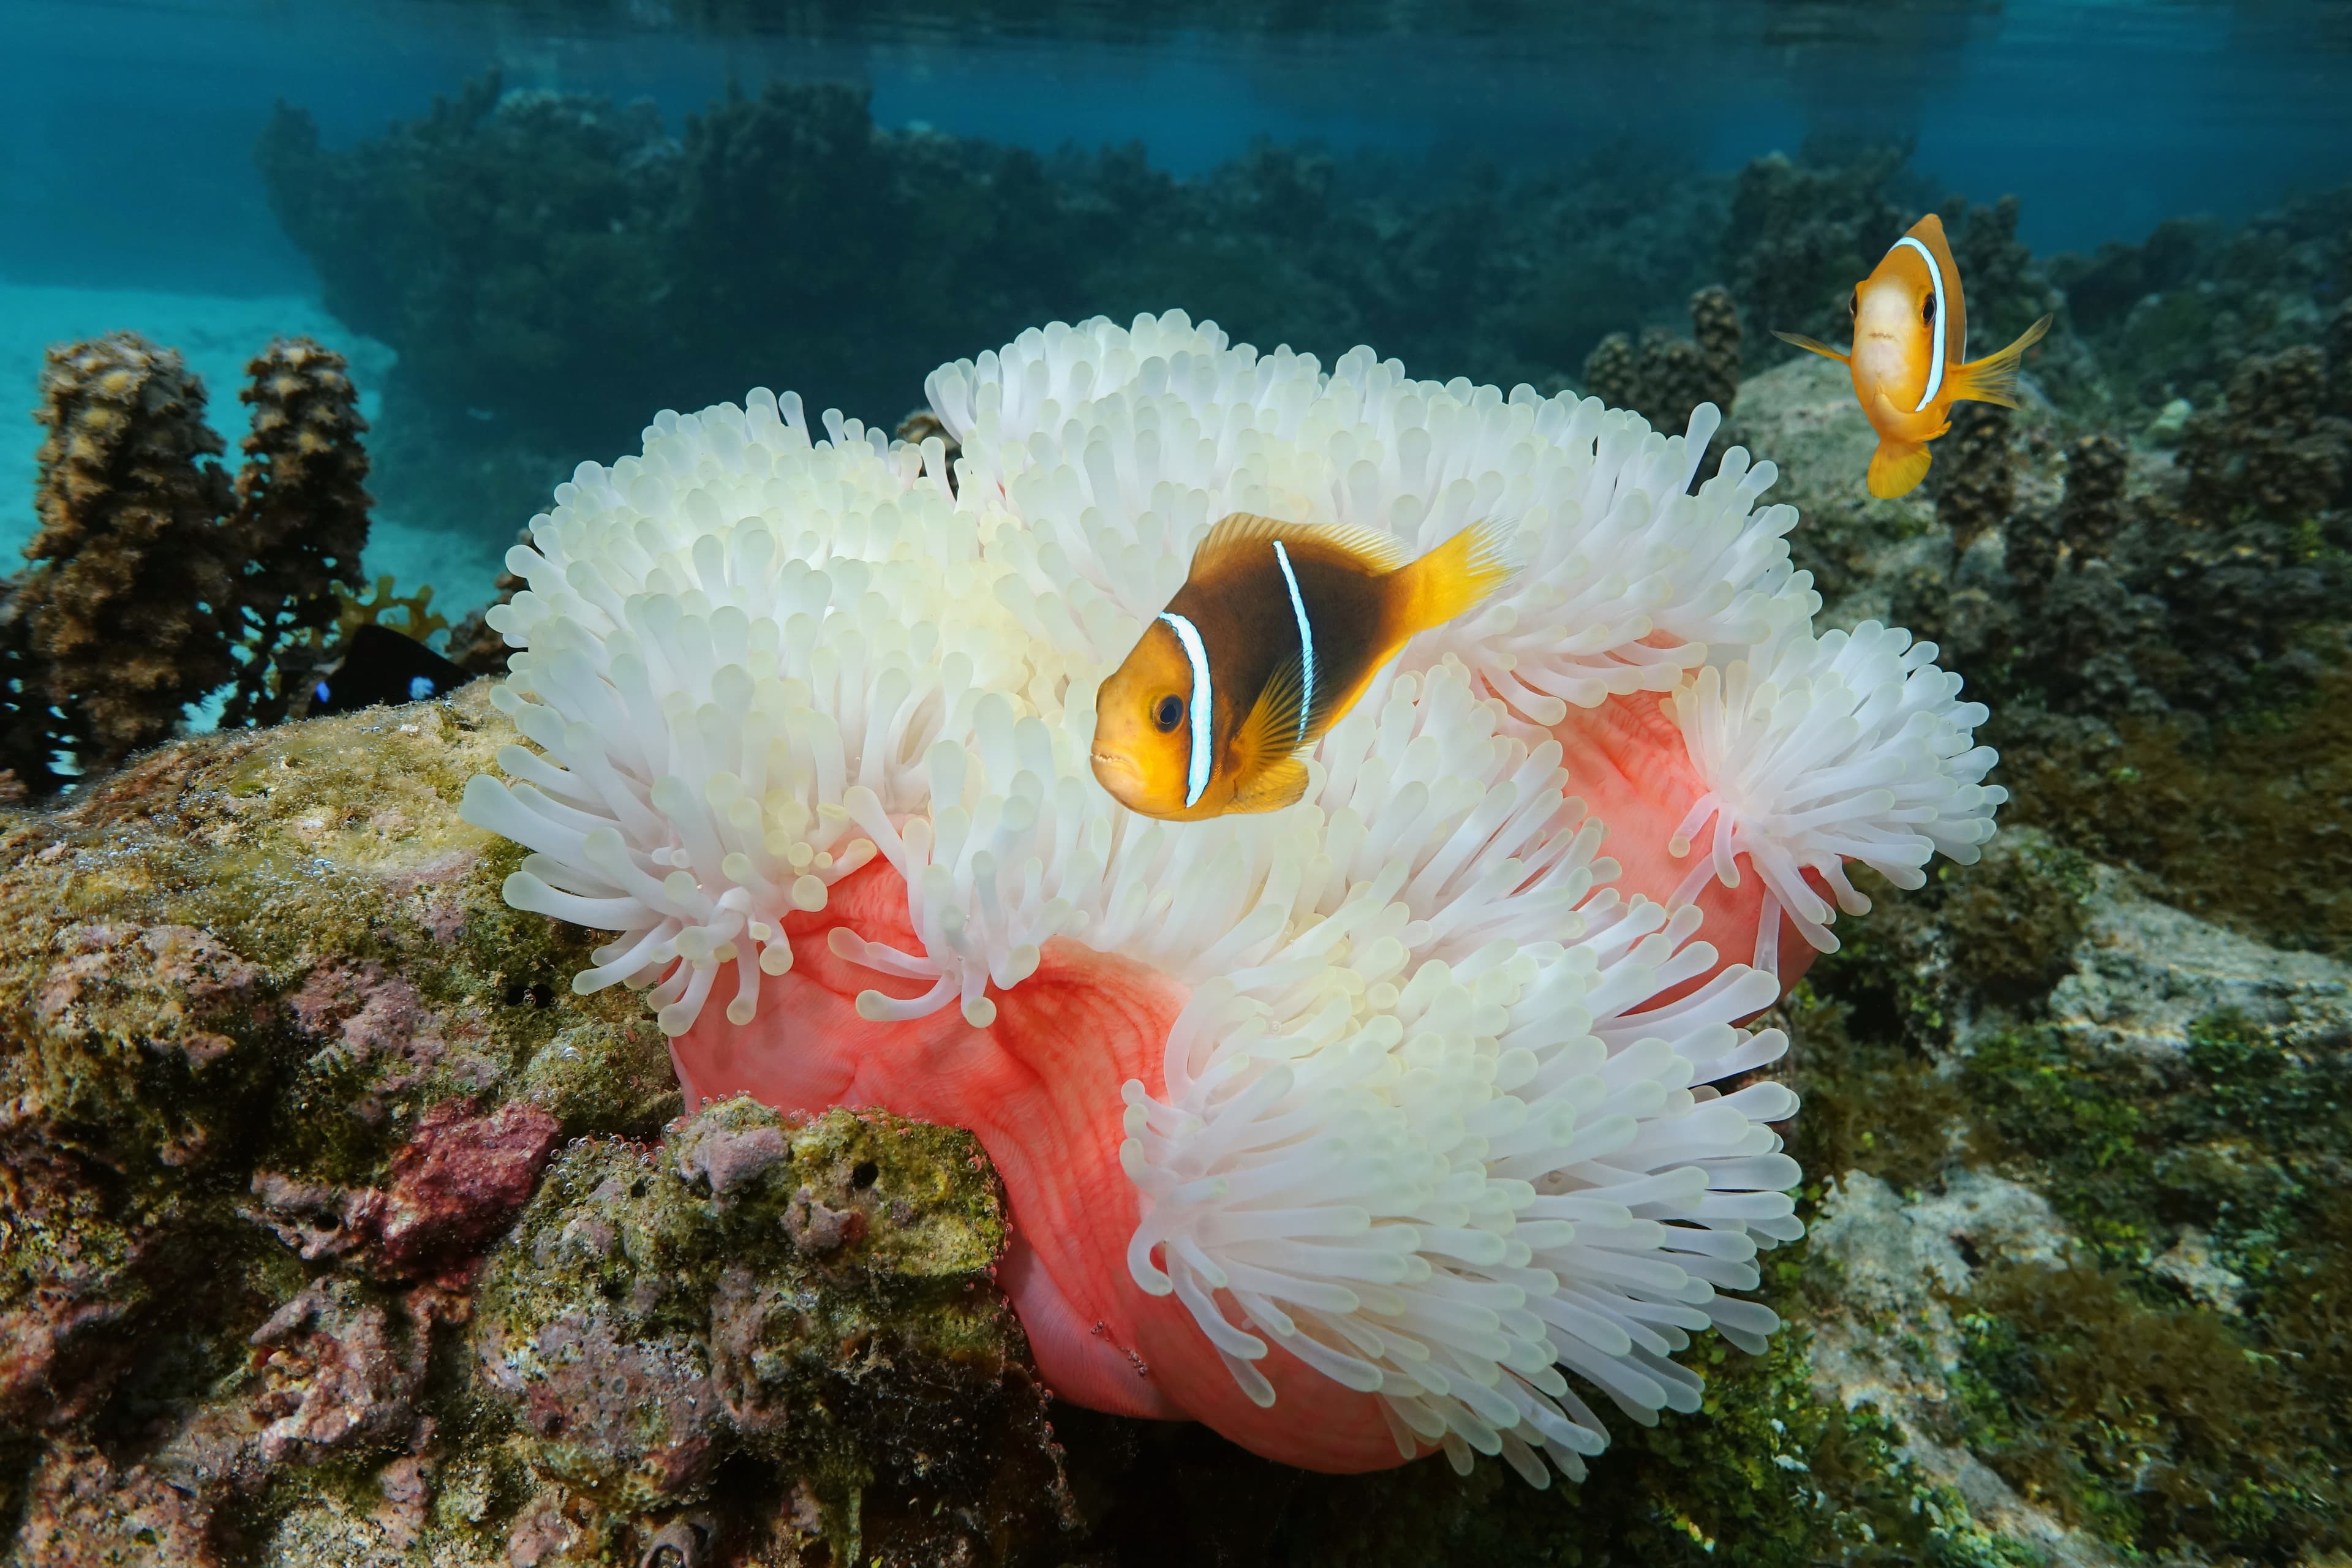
[2,0,2348,615]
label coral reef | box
[255,75,1733,534]
[1929,403,2013,562]
[1722,141,1914,368]
[2046,186,2352,417]
[1792,854,2352,1564]
[13,315,2352,1564]
[0,663,2058,1568]
[0,682,1079,1566]
[13,668,2341,1564]
[1,333,378,796]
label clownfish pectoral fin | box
[1224,655,1327,813]
[1771,329,1850,365]
[1248,651,1344,758]
[1228,755,1311,815]
[1225,657,1327,813]
[1946,314,2055,410]
[1866,438,1934,499]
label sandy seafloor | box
[0,281,511,638]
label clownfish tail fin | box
[1389,519,1517,639]
[1948,314,2054,410]
[1867,439,1934,499]
[1771,329,1850,365]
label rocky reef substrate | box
[3,473,2348,1562]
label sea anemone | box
[461,311,2002,1484]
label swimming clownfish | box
[1090,512,1514,821]
[1774,213,2055,499]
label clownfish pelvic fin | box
[1945,313,2056,411]
[1771,328,1852,365]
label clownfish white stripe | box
[1894,235,1948,411]
[1271,540,1316,748]
[1158,610,1215,807]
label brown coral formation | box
[448,530,532,679]
[1,333,377,796]
[1931,401,2015,560]
[20,334,241,778]
[220,337,375,729]
[1580,284,1743,435]
[2179,342,2352,521]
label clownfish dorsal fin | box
[1189,512,1409,584]
[1947,314,2056,410]
[1771,329,1851,366]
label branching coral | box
[462,312,2001,1486]
[1,333,378,793]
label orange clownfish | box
[1090,512,1513,821]
[1774,213,2054,499]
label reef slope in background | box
[2,371,2348,1562]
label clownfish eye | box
[1848,289,1859,317]
[1153,694,1185,733]
[1921,294,1936,325]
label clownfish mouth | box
[1089,749,1146,797]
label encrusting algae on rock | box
[0,684,1092,1566]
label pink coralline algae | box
[249,1099,562,1281]
[464,312,2003,1484]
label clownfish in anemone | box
[1091,512,1515,820]
[1774,213,2055,499]
[466,311,2007,1490]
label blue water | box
[4,0,2348,294]
[1,0,2347,621]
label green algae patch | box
[1998,663,2352,962]
[1942,1010,2352,1560]
[1943,1263,2340,1558]
[1964,1012,2352,1281]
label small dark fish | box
[309,623,470,716]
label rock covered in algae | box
[0,683,1073,1566]
[0,681,2172,1568]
